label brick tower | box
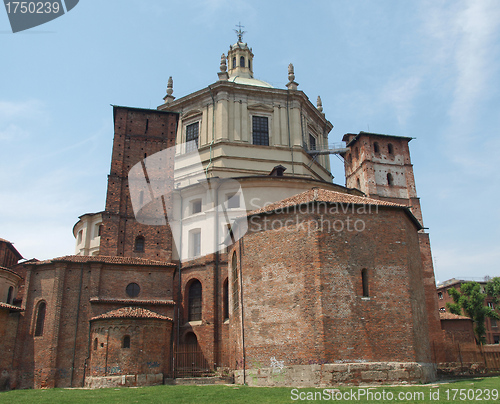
[342,131,443,347]
[99,106,179,261]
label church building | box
[0,31,441,389]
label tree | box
[485,277,500,305]
[446,281,500,344]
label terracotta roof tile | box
[440,312,472,320]
[26,255,176,267]
[90,297,175,306]
[0,302,23,312]
[248,188,406,216]
[91,306,172,321]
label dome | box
[228,76,273,88]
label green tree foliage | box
[485,277,500,305]
[446,281,500,344]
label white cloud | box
[382,75,421,127]
[0,99,48,141]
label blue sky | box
[1,0,499,283]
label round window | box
[126,283,140,297]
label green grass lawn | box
[1,376,499,403]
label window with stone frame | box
[309,134,317,151]
[186,122,199,153]
[252,116,269,146]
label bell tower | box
[342,131,443,347]
[227,24,254,79]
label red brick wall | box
[100,107,178,261]
[89,319,172,377]
[229,204,432,370]
[14,260,175,389]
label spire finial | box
[286,63,299,90]
[234,22,246,43]
[288,63,295,82]
[220,53,227,72]
[317,96,324,114]
[218,53,229,81]
[163,76,175,103]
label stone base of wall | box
[235,362,436,387]
[437,362,486,377]
[84,373,163,388]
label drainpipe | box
[70,263,84,387]
[174,192,183,377]
[205,85,216,178]
[82,320,92,387]
[286,90,295,174]
[239,239,246,384]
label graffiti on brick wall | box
[270,356,284,373]
[146,361,160,369]
[92,365,122,375]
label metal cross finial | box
[234,22,246,42]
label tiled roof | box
[439,312,472,321]
[90,297,175,306]
[0,238,23,259]
[26,255,176,267]
[248,188,406,216]
[91,306,172,321]
[0,266,23,279]
[0,302,23,312]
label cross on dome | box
[234,22,246,43]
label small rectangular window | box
[309,134,317,151]
[186,122,199,153]
[491,319,498,328]
[191,230,201,257]
[226,193,240,209]
[252,116,269,146]
[438,292,443,300]
[488,302,495,309]
[191,199,202,214]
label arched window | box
[387,173,394,186]
[388,143,394,155]
[223,278,229,320]
[232,252,239,311]
[135,236,145,252]
[361,269,369,297]
[122,335,130,349]
[232,57,236,69]
[240,56,245,67]
[7,286,13,304]
[373,142,380,153]
[188,280,202,321]
[356,178,361,190]
[248,59,251,70]
[34,301,46,337]
[93,338,98,350]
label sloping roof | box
[440,312,472,321]
[342,131,414,146]
[0,302,23,312]
[90,306,172,321]
[25,255,176,267]
[246,188,421,229]
[0,238,23,260]
[0,266,23,279]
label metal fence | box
[174,346,231,378]
[432,341,500,371]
